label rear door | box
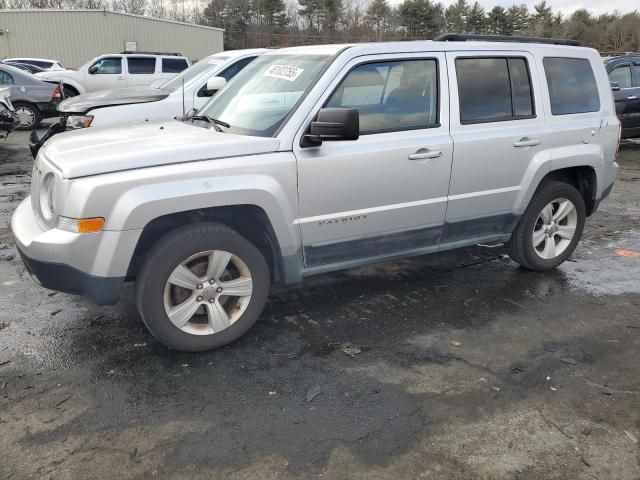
[125,56,158,87]
[294,53,453,268]
[609,62,640,137]
[444,51,546,241]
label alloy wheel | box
[532,198,578,260]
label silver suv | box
[12,36,620,351]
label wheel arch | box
[127,205,288,284]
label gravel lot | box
[1,127,639,479]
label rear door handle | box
[513,137,541,148]
[117,76,125,80]
[408,149,442,160]
[628,95,638,100]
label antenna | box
[182,78,185,120]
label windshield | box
[160,56,229,91]
[199,54,332,137]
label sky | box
[386,0,638,16]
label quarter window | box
[162,58,188,73]
[456,57,535,124]
[543,57,600,115]
[326,59,439,135]
[0,71,14,85]
[91,57,122,74]
[608,65,632,89]
[127,57,156,74]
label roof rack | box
[120,51,183,56]
[434,34,580,47]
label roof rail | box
[434,34,580,47]
[120,51,183,56]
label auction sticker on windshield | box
[264,65,304,82]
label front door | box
[294,54,453,268]
[85,57,125,92]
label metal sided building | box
[0,9,224,68]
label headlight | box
[66,115,93,129]
[39,172,57,221]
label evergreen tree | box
[366,0,391,39]
[444,0,468,34]
[487,5,509,34]
[465,1,485,33]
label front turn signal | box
[57,216,104,233]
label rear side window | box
[218,57,257,82]
[608,65,632,88]
[326,59,439,134]
[22,60,53,69]
[543,57,600,115]
[128,57,156,74]
[162,58,188,73]
[456,57,535,124]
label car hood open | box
[40,120,280,179]
[58,87,170,114]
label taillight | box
[51,85,62,100]
[615,121,622,160]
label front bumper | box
[11,198,141,305]
[16,246,123,305]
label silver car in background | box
[0,64,62,129]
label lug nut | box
[196,284,203,290]
[196,296,203,301]
[209,279,215,285]
[216,287,223,293]
[209,298,215,304]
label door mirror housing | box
[206,76,226,93]
[610,81,620,91]
[303,108,359,147]
[88,65,99,75]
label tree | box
[487,5,509,34]
[530,0,553,37]
[399,0,444,38]
[366,0,391,39]
[444,0,468,34]
[506,4,528,34]
[298,0,324,30]
[465,1,485,33]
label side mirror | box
[88,65,99,74]
[206,76,226,92]
[304,108,359,146]
[610,81,620,91]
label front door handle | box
[513,137,541,148]
[117,76,125,80]
[628,95,638,100]
[408,149,442,160]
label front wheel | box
[506,181,586,271]
[136,223,270,351]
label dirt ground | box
[1,127,639,480]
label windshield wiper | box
[190,114,229,132]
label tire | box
[13,102,42,130]
[136,222,270,352]
[506,181,586,271]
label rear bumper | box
[16,245,123,305]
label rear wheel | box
[13,102,42,130]
[136,223,270,351]
[506,181,586,271]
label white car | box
[3,57,65,71]
[29,49,267,155]
[35,52,190,96]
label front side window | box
[160,56,228,91]
[543,57,600,115]
[608,65,632,88]
[456,57,534,124]
[127,57,156,74]
[199,54,333,137]
[326,59,439,134]
[0,71,14,85]
[91,57,122,74]
[162,58,188,73]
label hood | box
[58,87,170,113]
[36,69,75,80]
[40,120,281,179]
